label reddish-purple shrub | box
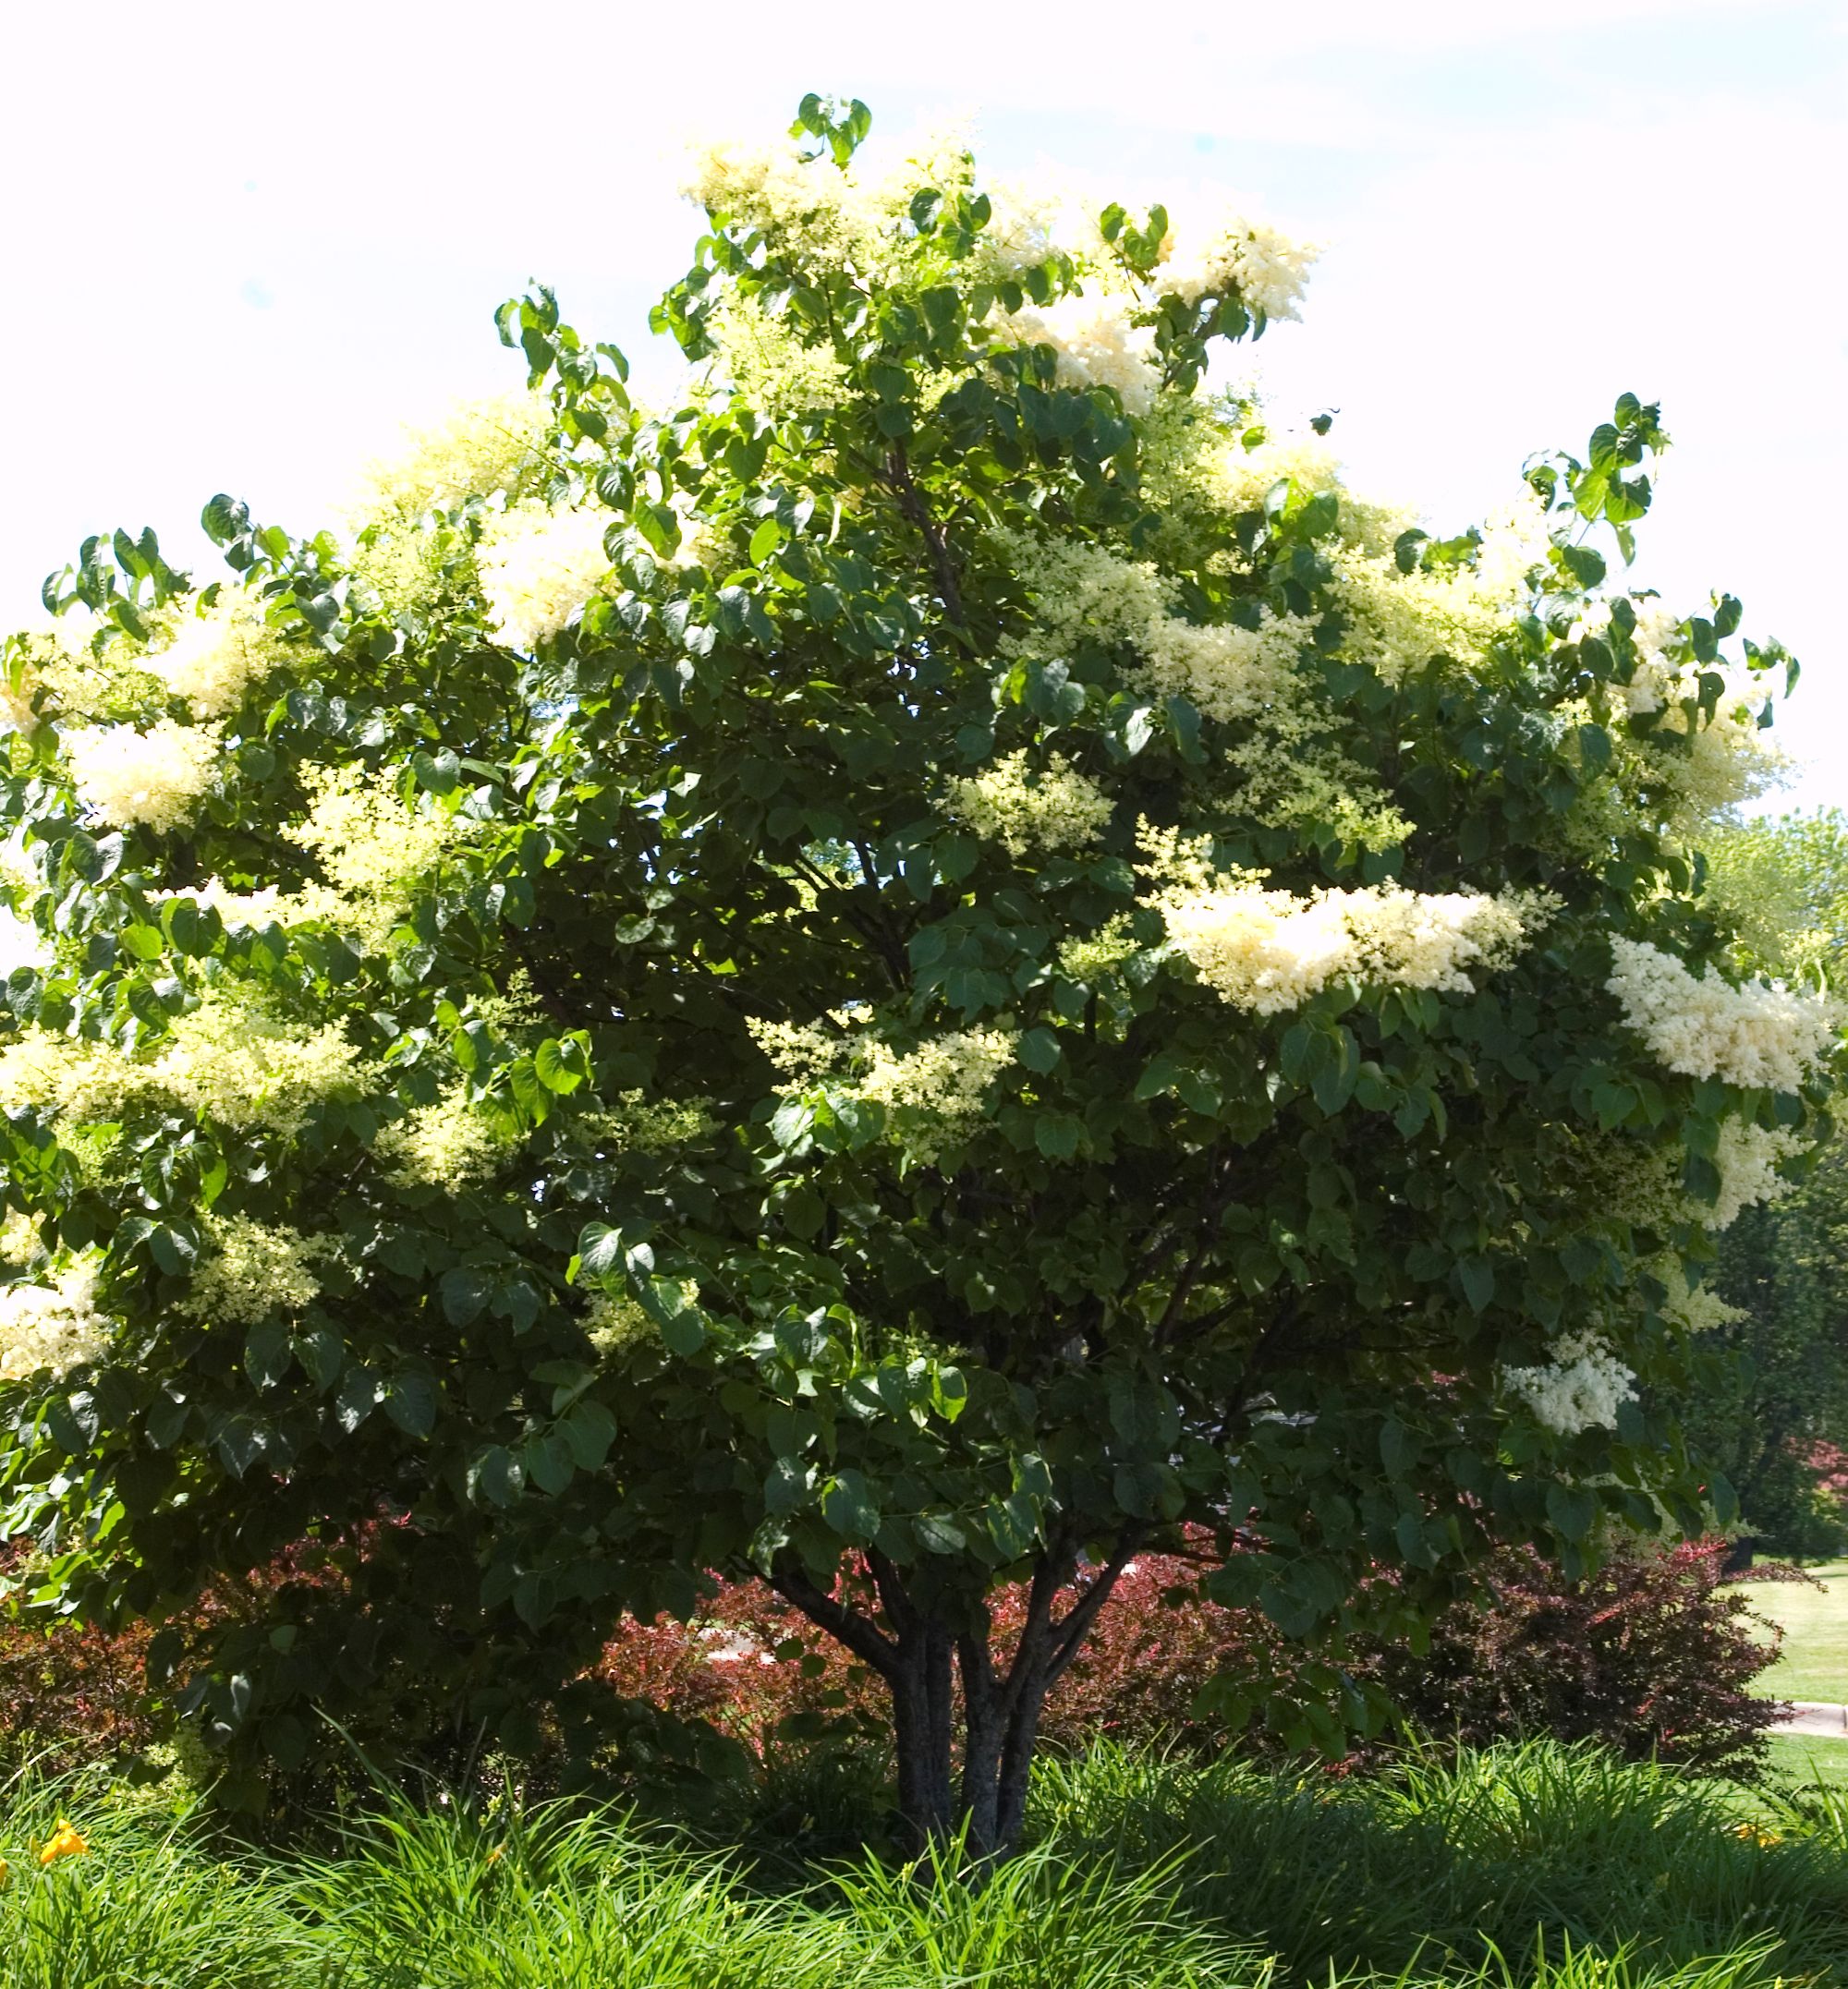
[1362,1539,1796,1776]
[2,1534,1794,1785]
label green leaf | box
[1034,1113,1082,1159]
[1546,1482,1599,1541]
[383,1372,438,1438]
[1016,1026,1062,1074]
[467,1445,524,1509]
[440,1265,492,1328]
[560,1399,617,1471]
[821,1470,879,1543]
[1457,1257,1496,1313]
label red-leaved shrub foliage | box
[1364,1538,1796,1776]
[1810,1439,1848,1502]
[1,1534,1793,1783]
[0,1575,161,1772]
[587,1534,1792,1777]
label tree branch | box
[770,1564,899,1679]
[1044,1531,1142,1686]
[884,443,967,637]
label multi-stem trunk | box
[774,1532,1138,1856]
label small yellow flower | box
[0,1855,10,1890]
[36,1819,89,1866]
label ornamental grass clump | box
[0,89,1840,1845]
[0,1768,314,1989]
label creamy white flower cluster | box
[1569,600,1784,826]
[0,1255,107,1383]
[1657,1257,1745,1336]
[1707,1120,1802,1231]
[857,1028,1018,1165]
[377,1088,513,1193]
[475,502,612,652]
[706,293,850,415]
[1145,831,1548,1017]
[0,986,361,1139]
[684,123,991,272]
[944,749,1112,858]
[1158,215,1321,322]
[750,1013,1016,1166]
[1329,506,1549,687]
[683,136,885,261]
[1002,295,1161,416]
[974,179,1066,279]
[288,764,470,911]
[1,654,40,735]
[1607,936,1839,1093]
[146,596,284,719]
[1503,1328,1637,1436]
[997,529,1310,724]
[66,718,222,833]
[184,1213,337,1328]
[347,389,551,521]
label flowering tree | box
[0,95,1838,1844]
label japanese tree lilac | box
[0,93,1835,1850]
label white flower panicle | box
[681,136,886,264]
[1148,836,1548,1016]
[1159,214,1321,322]
[857,1027,1018,1165]
[0,1030,140,1122]
[944,749,1112,857]
[578,1091,719,1155]
[1503,1328,1637,1436]
[995,529,1310,724]
[475,501,611,651]
[1657,1258,1745,1335]
[974,179,1066,278]
[145,596,283,718]
[1,990,360,1139]
[156,990,363,1136]
[377,1089,514,1192]
[1606,937,1839,1093]
[1570,600,1785,825]
[1000,294,1161,416]
[66,719,222,833]
[184,1214,335,1327]
[750,1013,1015,1165]
[287,764,469,910]
[1,656,40,735]
[348,390,551,520]
[1708,1120,1802,1231]
[747,1013,862,1085]
[706,293,850,414]
[0,1255,107,1383]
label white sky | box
[1,0,1842,808]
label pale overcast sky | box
[1,0,1842,809]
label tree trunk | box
[774,1530,1139,1857]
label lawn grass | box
[1765,1730,1848,1790]
[1733,1557,1848,1703]
[3,1740,1845,1989]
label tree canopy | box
[0,94,1837,1840]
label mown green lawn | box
[1767,1731,1848,1791]
[1736,1557,1848,1704]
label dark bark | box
[774,1530,1140,1856]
